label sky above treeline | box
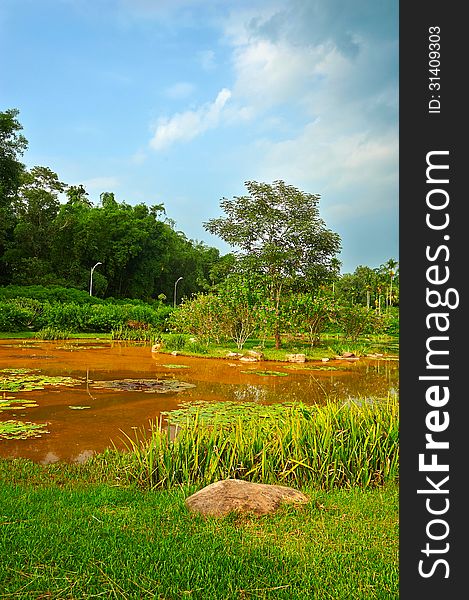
[0,0,398,274]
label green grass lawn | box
[0,459,398,600]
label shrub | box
[34,326,72,340]
[110,326,161,343]
[163,334,187,351]
[0,299,43,331]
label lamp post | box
[173,276,183,308]
[89,262,102,296]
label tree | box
[4,167,65,284]
[0,109,28,283]
[204,180,341,348]
[0,109,28,207]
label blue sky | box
[1,0,398,274]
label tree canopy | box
[204,180,342,347]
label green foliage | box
[287,290,338,346]
[163,333,187,351]
[34,326,72,340]
[204,180,342,348]
[337,305,376,341]
[328,342,371,357]
[110,326,161,343]
[122,396,399,490]
[0,420,49,439]
[0,284,102,304]
[184,339,209,354]
[0,289,172,333]
[217,274,262,349]
[169,293,227,343]
[0,299,42,331]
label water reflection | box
[0,340,398,464]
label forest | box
[1,108,398,307]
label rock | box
[342,352,355,358]
[239,356,258,362]
[285,353,306,363]
[171,351,179,356]
[321,357,330,362]
[185,479,309,517]
[246,350,265,360]
[226,352,243,358]
[151,343,162,352]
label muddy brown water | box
[0,339,399,464]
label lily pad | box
[0,368,38,374]
[0,398,39,412]
[68,405,91,410]
[240,370,289,377]
[162,400,309,426]
[0,419,49,440]
[283,365,342,371]
[91,378,196,393]
[0,374,83,393]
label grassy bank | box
[0,458,398,599]
[120,398,399,490]
[0,331,399,362]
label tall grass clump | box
[33,326,73,340]
[110,326,161,343]
[121,396,399,491]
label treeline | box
[0,109,232,300]
[1,108,399,317]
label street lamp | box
[173,276,183,308]
[89,262,102,296]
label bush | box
[0,285,102,305]
[34,326,73,340]
[0,300,42,331]
[110,326,161,343]
[163,334,187,351]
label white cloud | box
[149,88,232,150]
[232,38,320,109]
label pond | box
[0,339,399,464]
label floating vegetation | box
[240,370,289,377]
[91,378,196,393]
[0,343,38,348]
[283,365,342,371]
[0,368,38,374]
[161,400,301,426]
[0,373,83,393]
[57,344,109,351]
[0,398,39,412]
[68,405,91,410]
[0,419,49,440]
[161,364,190,369]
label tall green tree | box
[4,167,65,284]
[0,109,28,283]
[204,180,341,347]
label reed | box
[120,396,399,490]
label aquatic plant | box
[120,396,399,490]
[0,372,83,393]
[34,326,72,340]
[0,419,49,440]
[240,370,288,377]
[110,326,161,343]
[90,378,195,393]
